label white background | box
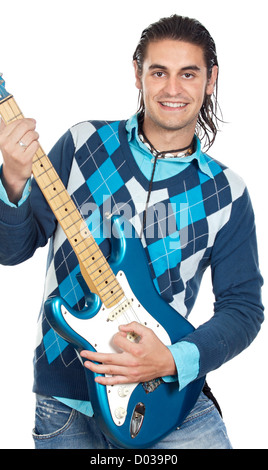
[0,0,267,449]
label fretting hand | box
[0,118,39,204]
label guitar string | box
[35,150,123,305]
[37,162,124,307]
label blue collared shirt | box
[125,114,214,181]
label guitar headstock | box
[0,74,11,102]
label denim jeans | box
[32,392,232,449]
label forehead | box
[143,39,206,70]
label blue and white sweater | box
[0,117,264,404]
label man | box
[0,15,264,449]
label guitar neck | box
[0,95,124,308]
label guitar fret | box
[94,266,111,282]
[0,102,14,122]
[33,154,52,167]
[95,271,114,286]
[54,200,76,212]
[84,255,106,272]
[0,97,23,123]
[98,278,118,294]
[57,209,80,225]
[83,245,102,262]
[63,217,83,232]
[42,178,60,190]
[48,187,66,201]
[7,112,23,122]
[102,284,123,300]
[105,290,125,308]
[64,223,85,239]
[89,259,109,276]
[78,240,96,256]
[34,168,51,179]
[33,152,48,162]
[81,249,102,265]
[92,268,113,286]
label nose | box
[163,76,184,96]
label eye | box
[182,73,194,79]
[153,71,166,78]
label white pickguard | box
[60,270,171,426]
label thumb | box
[119,321,148,339]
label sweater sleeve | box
[179,187,264,380]
[0,129,75,266]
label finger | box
[80,349,139,370]
[2,119,36,144]
[80,349,125,365]
[119,321,147,336]
[18,130,39,150]
[83,359,129,378]
[83,358,140,386]
[94,374,132,386]
[22,140,40,160]
[113,330,142,354]
[117,322,150,347]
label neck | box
[142,114,196,153]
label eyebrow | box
[148,64,201,72]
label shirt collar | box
[125,114,214,179]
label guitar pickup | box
[107,299,133,321]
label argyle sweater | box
[0,119,264,401]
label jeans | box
[32,392,232,449]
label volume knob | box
[118,386,130,397]
[115,407,127,420]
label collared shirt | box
[125,114,214,181]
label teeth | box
[161,102,186,108]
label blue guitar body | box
[45,216,205,449]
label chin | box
[155,118,188,132]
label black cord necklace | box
[138,123,194,236]
[139,129,193,159]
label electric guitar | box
[0,75,205,449]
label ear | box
[206,65,218,95]
[133,60,142,90]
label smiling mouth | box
[159,101,188,109]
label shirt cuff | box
[0,167,31,207]
[162,341,200,391]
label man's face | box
[134,39,218,139]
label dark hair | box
[133,14,221,149]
